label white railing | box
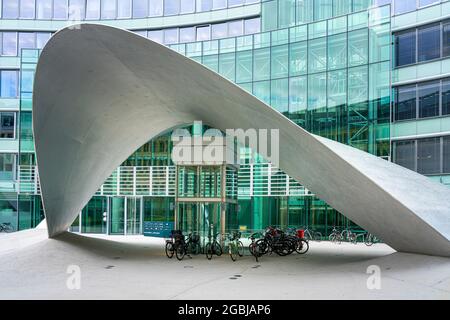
[18,164,313,198]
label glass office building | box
[0,0,449,239]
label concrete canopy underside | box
[33,24,450,256]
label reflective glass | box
[394,0,416,15]
[328,33,347,70]
[417,138,440,174]
[308,73,327,110]
[69,0,85,19]
[20,0,36,19]
[2,33,18,56]
[196,26,211,41]
[149,0,163,16]
[253,80,270,105]
[0,154,15,180]
[395,85,416,121]
[197,0,213,12]
[117,0,132,18]
[348,29,368,67]
[36,0,52,19]
[314,0,332,21]
[419,0,439,7]
[228,20,244,37]
[219,53,236,81]
[164,0,179,15]
[333,0,351,16]
[148,30,163,43]
[2,0,19,19]
[253,48,270,81]
[308,38,327,73]
[18,33,35,53]
[271,45,288,79]
[289,76,307,113]
[36,33,51,49]
[394,140,415,171]
[236,50,252,83]
[133,0,148,18]
[180,0,195,13]
[212,23,227,40]
[444,136,450,173]
[271,78,288,113]
[418,24,441,62]
[328,70,347,108]
[164,28,178,44]
[86,0,100,19]
[0,71,18,98]
[296,0,313,24]
[418,81,439,118]
[101,0,117,19]
[279,0,295,28]
[179,27,195,43]
[395,30,416,67]
[228,0,244,6]
[54,0,68,19]
[212,0,227,9]
[289,41,307,76]
[443,22,450,57]
[0,112,15,139]
[442,79,450,115]
[245,18,260,35]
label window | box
[271,45,288,79]
[18,33,36,54]
[395,85,416,121]
[133,0,148,18]
[117,0,131,18]
[53,0,68,19]
[212,23,227,40]
[164,0,179,16]
[395,30,416,67]
[394,140,415,171]
[228,20,244,37]
[443,79,450,116]
[101,0,117,19]
[180,0,195,14]
[69,0,85,20]
[0,154,15,181]
[36,33,51,49]
[197,0,212,12]
[229,0,244,6]
[444,22,450,57]
[245,18,260,35]
[149,0,163,16]
[418,81,439,118]
[20,0,36,19]
[164,29,178,44]
[196,26,211,41]
[419,0,439,7]
[86,0,100,19]
[418,24,440,62]
[0,113,15,139]
[0,70,19,98]
[179,27,195,43]
[36,0,52,19]
[394,0,416,15]
[2,0,19,19]
[2,33,18,56]
[148,30,163,44]
[444,136,450,173]
[417,137,440,174]
[212,0,227,9]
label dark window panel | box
[443,79,450,115]
[394,140,415,171]
[395,30,416,67]
[395,85,416,121]
[418,81,439,118]
[417,137,441,174]
[418,24,441,62]
[444,22,450,57]
[444,136,450,174]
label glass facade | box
[0,0,448,238]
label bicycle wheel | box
[213,241,222,256]
[238,241,244,257]
[189,242,201,255]
[296,239,309,254]
[176,244,186,261]
[255,239,269,255]
[205,243,213,260]
[229,243,238,262]
[165,242,174,259]
[314,232,322,242]
[365,235,374,246]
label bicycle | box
[0,222,13,233]
[303,227,322,242]
[205,233,223,260]
[227,231,244,262]
[165,230,184,259]
[248,232,263,262]
[364,233,379,246]
[341,229,357,244]
[328,227,342,244]
[175,232,202,261]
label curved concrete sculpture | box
[33,24,450,256]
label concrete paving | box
[0,229,450,299]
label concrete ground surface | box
[0,229,450,299]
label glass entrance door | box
[126,197,142,235]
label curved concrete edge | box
[33,24,450,256]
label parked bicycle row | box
[328,227,379,246]
[164,226,310,262]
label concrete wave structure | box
[33,24,450,256]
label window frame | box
[0,111,16,140]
